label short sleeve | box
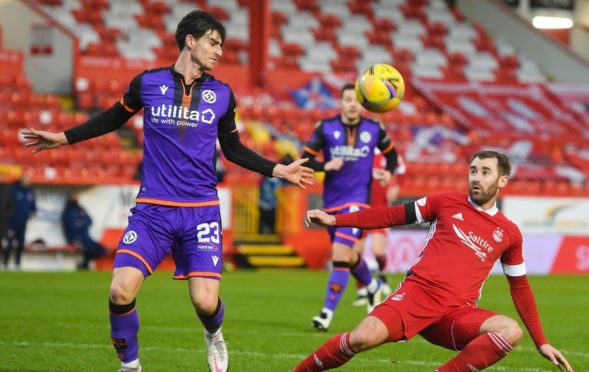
[303,121,325,155]
[501,226,526,276]
[376,123,394,154]
[120,73,144,113]
[218,89,237,136]
[414,193,445,223]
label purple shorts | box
[114,202,223,280]
[327,205,365,248]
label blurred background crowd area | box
[1,0,589,271]
[0,0,587,197]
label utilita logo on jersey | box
[330,145,371,161]
[150,104,216,127]
[452,224,494,262]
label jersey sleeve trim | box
[381,142,395,154]
[503,262,527,276]
[119,98,136,113]
[415,202,425,223]
[303,146,319,156]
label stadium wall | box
[363,230,589,275]
[457,0,589,83]
[571,25,589,61]
[24,184,232,249]
[0,0,76,93]
[19,185,589,275]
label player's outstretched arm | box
[304,209,335,227]
[538,344,573,372]
[23,128,68,153]
[506,275,573,371]
[272,158,315,189]
[24,102,135,154]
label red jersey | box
[410,192,525,303]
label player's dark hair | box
[470,150,512,176]
[340,83,356,97]
[175,10,226,51]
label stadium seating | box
[0,0,584,196]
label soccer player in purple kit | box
[301,83,398,331]
[22,10,313,372]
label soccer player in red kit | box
[294,151,573,372]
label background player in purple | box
[22,10,313,372]
[301,83,398,331]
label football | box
[355,63,405,113]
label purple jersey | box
[304,116,394,211]
[121,67,235,205]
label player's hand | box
[304,209,335,227]
[273,158,314,189]
[373,169,392,187]
[23,128,68,153]
[538,344,573,372]
[325,157,343,172]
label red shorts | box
[370,276,496,350]
[368,228,387,236]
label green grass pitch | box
[0,270,587,371]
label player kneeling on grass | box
[22,10,313,372]
[294,151,573,372]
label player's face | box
[340,89,362,125]
[189,29,223,71]
[468,157,508,207]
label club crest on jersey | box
[360,131,372,143]
[202,89,216,103]
[159,85,169,95]
[493,228,504,243]
[334,130,341,139]
[123,231,137,244]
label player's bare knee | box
[497,317,523,345]
[506,321,524,345]
[332,244,353,263]
[109,283,134,304]
[349,327,380,352]
[192,294,218,314]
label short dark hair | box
[175,10,226,51]
[340,83,356,98]
[470,150,512,176]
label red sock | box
[293,333,356,372]
[436,332,512,372]
[375,255,387,272]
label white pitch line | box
[0,341,564,371]
[54,321,589,359]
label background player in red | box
[353,152,407,305]
[294,151,573,372]
[23,10,313,372]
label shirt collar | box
[170,66,209,84]
[468,196,499,216]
